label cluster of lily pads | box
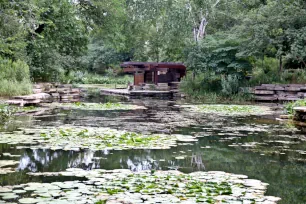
[0,168,281,203]
[0,160,19,175]
[179,104,273,116]
[55,102,146,111]
[0,126,198,152]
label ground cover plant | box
[0,126,180,151]
[55,102,146,111]
[179,104,272,116]
[0,168,280,204]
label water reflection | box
[1,127,306,203]
[1,97,306,203]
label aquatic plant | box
[0,104,15,122]
[0,126,180,151]
[16,168,280,203]
[180,104,272,116]
[56,102,146,111]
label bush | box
[249,57,306,85]
[0,104,15,122]
[0,57,30,81]
[180,72,222,94]
[248,57,281,85]
[285,99,306,115]
[281,69,306,84]
[221,75,240,96]
[82,74,133,85]
[59,70,133,85]
[0,80,33,96]
[0,57,32,96]
[180,72,252,103]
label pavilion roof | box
[120,62,186,69]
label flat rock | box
[254,90,275,95]
[293,107,306,112]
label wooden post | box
[154,71,158,85]
[133,73,136,85]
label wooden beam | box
[123,67,143,72]
[154,71,158,85]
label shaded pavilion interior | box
[121,62,187,86]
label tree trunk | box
[279,56,283,73]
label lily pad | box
[19,198,40,204]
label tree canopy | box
[1,0,306,82]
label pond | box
[0,95,305,203]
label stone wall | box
[8,83,82,106]
[248,84,306,102]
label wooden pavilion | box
[121,62,186,86]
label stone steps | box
[246,84,306,102]
[8,84,82,106]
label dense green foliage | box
[0,104,15,122]
[0,57,32,96]
[285,99,306,115]
[1,0,306,97]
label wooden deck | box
[100,89,130,96]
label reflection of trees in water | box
[18,149,97,172]
[191,154,205,170]
[16,147,207,173]
[8,138,306,204]
[0,115,33,132]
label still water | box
[0,96,306,203]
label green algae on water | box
[180,104,273,116]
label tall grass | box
[180,73,252,104]
[60,71,133,85]
[82,74,133,85]
[249,57,306,85]
[0,80,33,96]
[0,57,32,96]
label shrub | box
[0,104,16,122]
[281,69,306,84]
[248,57,281,85]
[0,80,33,96]
[180,72,222,95]
[180,72,252,103]
[221,75,240,96]
[0,57,32,96]
[249,57,306,85]
[0,57,30,81]
[285,99,306,115]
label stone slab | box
[254,90,275,95]
[254,96,277,101]
[294,107,306,113]
[278,96,300,101]
[285,87,301,92]
[273,86,285,91]
[300,87,306,91]
[280,115,292,119]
